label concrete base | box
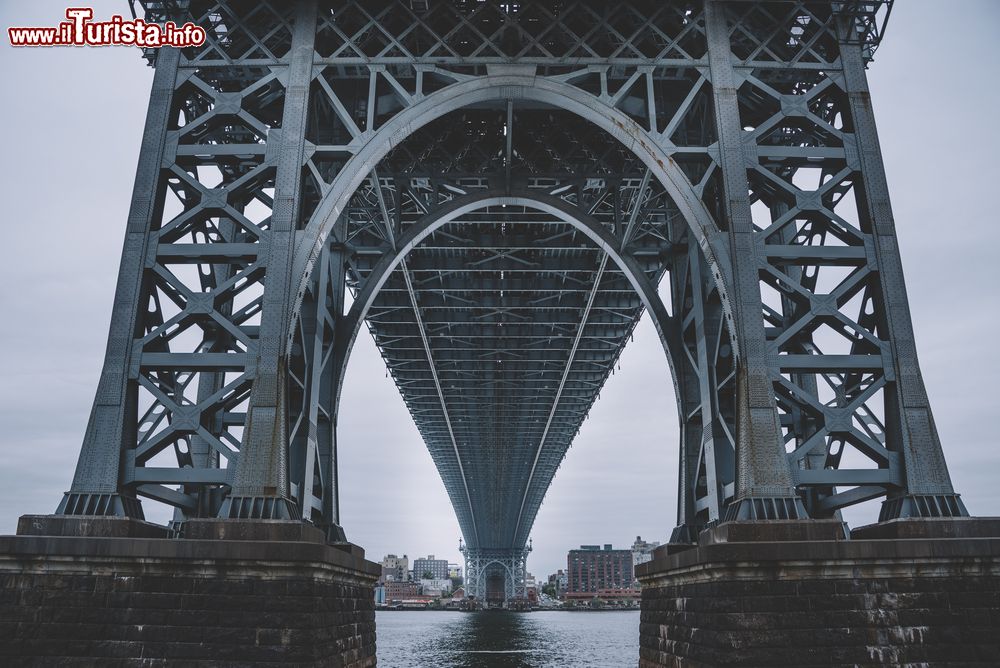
[636,519,1000,667]
[1,515,380,666]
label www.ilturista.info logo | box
[8,7,206,48]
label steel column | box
[219,0,318,520]
[838,35,965,520]
[704,0,805,520]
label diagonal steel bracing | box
[402,235,482,547]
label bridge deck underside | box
[344,108,676,549]
[367,214,644,549]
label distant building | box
[448,563,463,580]
[566,544,634,599]
[630,536,661,571]
[374,585,386,605]
[525,572,538,600]
[380,554,409,583]
[547,569,568,596]
[385,580,420,602]
[413,554,449,580]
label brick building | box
[385,580,420,602]
[566,544,634,599]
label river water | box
[376,610,640,667]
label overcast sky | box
[0,2,997,579]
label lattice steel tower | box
[56,0,964,599]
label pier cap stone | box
[16,514,168,538]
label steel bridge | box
[52,0,967,602]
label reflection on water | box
[376,609,639,667]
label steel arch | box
[334,191,683,410]
[290,73,736,361]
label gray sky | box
[0,2,997,579]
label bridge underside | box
[344,107,675,552]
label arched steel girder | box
[291,73,737,364]
[329,190,686,550]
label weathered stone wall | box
[640,572,1000,666]
[637,520,1000,667]
[0,518,380,667]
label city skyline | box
[1,1,999,581]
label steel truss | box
[56,0,964,556]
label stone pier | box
[0,516,379,666]
[636,519,1000,667]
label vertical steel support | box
[673,321,706,541]
[838,37,966,520]
[671,223,737,541]
[323,241,347,533]
[57,47,182,518]
[288,234,347,538]
[704,0,805,520]
[461,543,478,600]
[219,0,318,519]
[512,546,529,601]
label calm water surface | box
[376,610,639,667]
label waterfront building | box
[385,580,420,602]
[595,587,641,604]
[566,544,634,599]
[525,573,539,600]
[397,598,433,609]
[412,554,450,580]
[524,571,538,601]
[374,585,386,605]
[447,563,462,579]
